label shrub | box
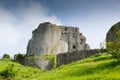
[42,54,56,69]
[26,47,57,69]
[107,30,120,62]
[14,53,25,65]
[2,54,10,59]
[42,47,57,69]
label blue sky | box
[0,0,120,57]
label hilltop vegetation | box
[0,53,120,80]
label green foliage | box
[107,30,120,62]
[2,54,10,59]
[41,47,57,69]
[26,47,57,69]
[0,53,120,80]
[14,53,25,65]
[38,53,120,80]
[42,54,56,69]
[0,59,45,80]
[41,46,57,69]
[110,26,115,32]
[0,64,16,79]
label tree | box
[14,53,25,65]
[2,54,10,59]
[107,30,120,61]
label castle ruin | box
[25,22,90,70]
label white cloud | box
[0,1,62,58]
[0,6,20,46]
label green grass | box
[0,53,120,80]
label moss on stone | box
[42,54,56,69]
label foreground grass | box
[0,53,120,80]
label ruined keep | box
[25,22,90,70]
[106,22,120,42]
[59,26,90,52]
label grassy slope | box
[0,53,120,80]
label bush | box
[2,54,10,59]
[41,47,57,69]
[14,53,25,65]
[42,54,56,69]
[107,30,120,62]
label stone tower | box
[59,26,90,52]
[27,22,61,56]
[25,22,90,70]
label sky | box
[0,0,120,58]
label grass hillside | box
[0,53,120,80]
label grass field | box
[0,53,120,80]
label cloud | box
[0,1,62,57]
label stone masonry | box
[56,49,106,67]
[25,22,90,70]
[59,26,90,52]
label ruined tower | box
[59,26,90,52]
[25,22,90,70]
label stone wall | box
[59,26,90,52]
[56,49,106,66]
[26,22,61,56]
[25,22,91,70]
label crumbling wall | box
[25,22,91,70]
[56,49,106,66]
[26,22,61,56]
[25,22,68,70]
[59,26,90,52]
